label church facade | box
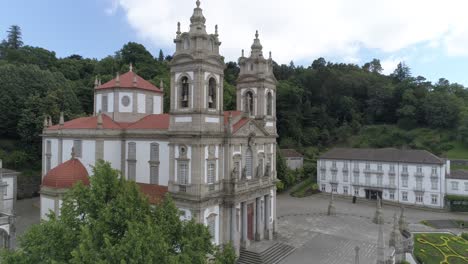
[41,0,278,251]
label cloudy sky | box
[2,0,468,85]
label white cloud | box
[108,0,468,64]
[381,57,407,75]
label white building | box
[0,160,17,249]
[40,1,278,253]
[317,148,458,208]
[446,170,468,195]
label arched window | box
[245,147,253,178]
[267,92,273,116]
[180,77,189,108]
[208,78,216,109]
[244,91,254,115]
[209,39,214,51]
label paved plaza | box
[276,192,468,264]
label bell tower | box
[237,31,277,134]
[169,0,226,133]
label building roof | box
[448,170,468,180]
[126,114,170,130]
[0,168,19,175]
[42,158,90,189]
[47,114,124,130]
[136,183,168,204]
[96,71,163,93]
[281,149,304,158]
[46,112,250,133]
[319,148,444,165]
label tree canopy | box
[1,161,235,264]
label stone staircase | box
[237,242,295,264]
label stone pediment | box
[233,119,269,137]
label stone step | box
[237,242,295,264]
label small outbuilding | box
[281,149,304,170]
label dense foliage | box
[0,24,467,182]
[0,161,236,263]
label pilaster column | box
[255,197,262,241]
[264,194,272,240]
[241,202,249,248]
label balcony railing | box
[414,171,424,178]
[363,168,384,174]
[353,167,360,173]
[430,173,438,178]
[401,171,409,176]
[388,170,396,176]
[320,166,326,171]
[413,186,425,192]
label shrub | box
[462,233,468,240]
[276,180,285,193]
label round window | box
[121,96,130,107]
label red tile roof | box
[96,71,163,93]
[281,149,304,158]
[42,158,90,189]
[47,114,123,130]
[223,111,251,133]
[126,114,170,130]
[136,183,168,204]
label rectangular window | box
[207,216,216,241]
[353,173,359,184]
[365,162,370,169]
[377,163,383,171]
[332,161,337,168]
[128,142,136,160]
[73,140,82,158]
[389,175,395,186]
[102,95,108,112]
[354,188,359,196]
[127,162,136,181]
[365,173,371,185]
[402,176,408,187]
[431,194,438,205]
[150,165,159,184]
[343,161,348,169]
[389,165,395,172]
[332,172,337,182]
[150,143,159,161]
[431,166,437,175]
[465,182,468,191]
[416,178,423,190]
[417,165,422,173]
[416,194,423,203]
[178,162,188,185]
[146,96,154,114]
[332,185,337,193]
[258,158,264,177]
[389,192,395,200]
[452,181,459,190]
[343,186,348,195]
[377,175,383,186]
[353,162,359,169]
[343,172,348,182]
[321,171,326,181]
[402,165,408,173]
[431,178,438,190]
[207,161,216,184]
[402,191,408,201]
[46,140,52,173]
[321,184,326,192]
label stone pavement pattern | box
[276,193,468,264]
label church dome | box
[42,158,90,189]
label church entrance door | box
[247,203,254,240]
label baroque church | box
[40,0,278,252]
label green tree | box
[6,25,23,49]
[158,49,165,61]
[1,161,234,264]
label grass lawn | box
[413,233,468,264]
[445,141,468,160]
[290,178,317,197]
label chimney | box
[59,112,64,127]
[97,111,103,129]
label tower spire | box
[250,30,263,57]
[190,0,206,33]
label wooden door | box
[247,203,254,240]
